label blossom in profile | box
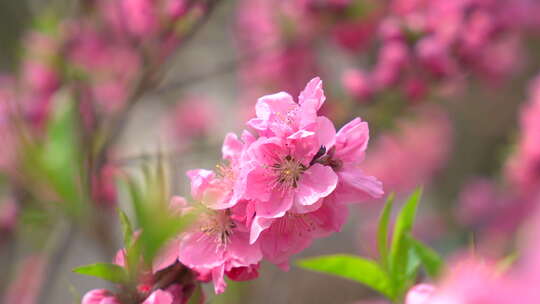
[405,258,510,304]
[505,75,540,198]
[405,284,436,304]
[82,289,121,304]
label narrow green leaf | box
[496,253,517,274]
[390,188,423,255]
[389,188,423,295]
[73,263,127,283]
[118,209,133,248]
[405,245,421,279]
[40,92,84,216]
[407,236,443,278]
[297,254,394,300]
[377,194,394,269]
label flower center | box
[271,155,307,189]
[200,210,236,245]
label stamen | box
[270,155,307,189]
[199,211,236,246]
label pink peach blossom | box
[405,284,436,304]
[169,97,216,140]
[363,106,451,194]
[324,118,384,203]
[143,289,173,304]
[177,206,262,293]
[82,289,121,304]
[243,134,338,243]
[256,197,348,270]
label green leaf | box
[496,253,517,274]
[118,209,134,248]
[407,235,443,278]
[390,188,423,255]
[297,254,394,300]
[405,245,421,279]
[377,194,394,269]
[389,188,423,295]
[121,166,195,264]
[73,263,127,283]
[38,91,84,216]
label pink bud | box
[342,69,373,101]
[142,289,173,304]
[81,289,120,304]
[406,284,436,304]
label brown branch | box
[37,221,76,304]
[93,0,224,170]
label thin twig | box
[178,0,223,47]
[94,0,224,169]
[37,221,76,304]
[150,40,287,95]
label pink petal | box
[211,265,226,294]
[226,231,263,265]
[201,182,235,210]
[335,117,370,162]
[255,190,294,218]
[178,232,226,269]
[247,137,286,166]
[337,166,384,202]
[244,167,273,202]
[186,169,215,201]
[257,216,314,267]
[405,284,436,304]
[294,164,338,207]
[152,238,181,273]
[316,116,336,149]
[255,92,296,120]
[250,216,275,244]
[298,77,325,111]
[246,117,267,133]
[169,196,188,214]
[222,133,243,160]
[226,264,260,281]
[142,289,173,304]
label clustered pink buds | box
[149,77,383,294]
[342,0,529,103]
[83,245,201,304]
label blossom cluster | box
[154,77,383,295]
[81,77,383,302]
[235,0,540,109]
[343,0,531,102]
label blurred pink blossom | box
[342,69,373,101]
[82,289,121,304]
[168,96,216,141]
[67,25,141,113]
[405,284,436,304]
[3,255,45,304]
[505,75,540,198]
[363,106,452,194]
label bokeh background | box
[1,0,540,303]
